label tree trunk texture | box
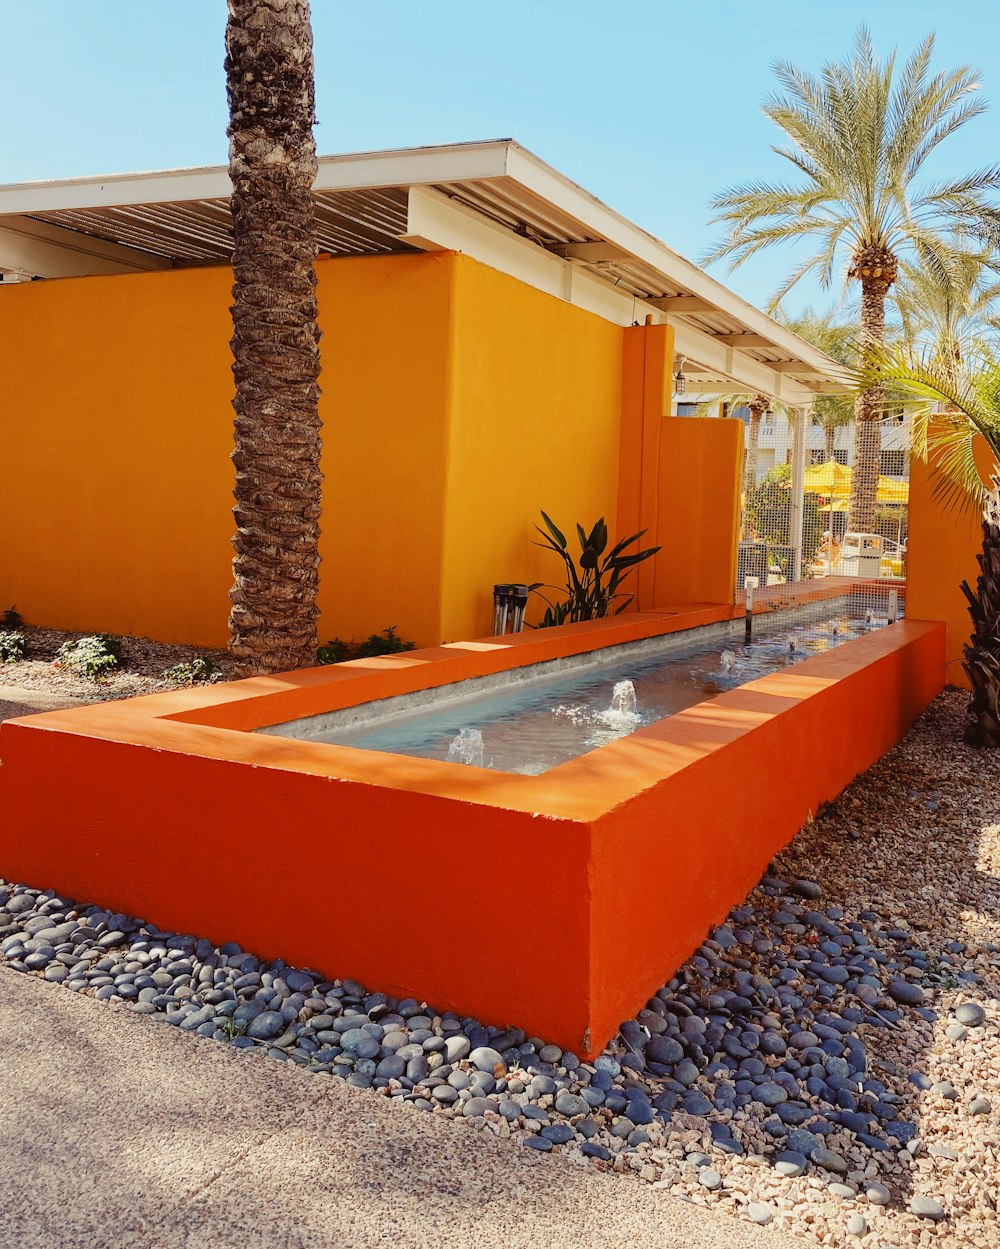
[824,420,836,463]
[741,395,768,538]
[961,488,1000,747]
[225,0,322,674]
[848,247,897,533]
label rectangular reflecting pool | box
[260,602,893,774]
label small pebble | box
[910,1196,946,1221]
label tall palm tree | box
[742,393,770,506]
[708,27,1000,533]
[225,0,323,675]
[783,309,855,461]
[861,344,1000,746]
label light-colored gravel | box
[624,689,1000,1249]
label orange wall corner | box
[617,322,675,613]
[907,437,998,689]
[652,416,741,607]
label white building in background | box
[678,402,911,483]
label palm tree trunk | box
[848,250,897,533]
[225,0,323,675]
[824,420,836,462]
[741,395,768,538]
[961,488,1000,747]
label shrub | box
[163,656,222,685]
[55,634,122,681]
[317,626,415,665]
[0,631,26,663]
[744,464,824,572]
[530,513,660,627]
[2,606,22,629]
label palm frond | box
[706,25,1000,296]
[852,340,1000,512]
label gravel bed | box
[0,625,233,703]
[1,689,997,1247]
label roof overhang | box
[0,140,846,402]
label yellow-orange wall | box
[440,257,624,640]
[315,253,453,647]
[0,266,235,645]
[908,438,999,688]
[0,251,628,650]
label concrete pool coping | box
[0,602,944,1053]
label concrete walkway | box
[0,967,804,1249]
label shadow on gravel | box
[628,688,999,1226]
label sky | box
[2,0,999,311]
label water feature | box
[447,727,486,767]
[286,606,890,775]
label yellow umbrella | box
[877,476,908,504]
[804,461,909,507]
[803,459,853,495]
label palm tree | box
[895,250,1000,382]
[225,0,323,674]
[708,27,1000,534]
[742,393,770,506]
[783,310,855,461]
[861,344,1000,745]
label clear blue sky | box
[2,1,998,310]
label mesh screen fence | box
[734,407,909,629]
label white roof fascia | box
[0,139,843,390]
[502,144,840,382]
[0,140,513,215]
[404,186,818,403]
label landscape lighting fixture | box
[673,356,687,395]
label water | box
[447,727,485,767]
[302,611,885,775]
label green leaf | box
[607,546,661,571]
[540,511,568,550]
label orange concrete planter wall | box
[0,612,945,1055]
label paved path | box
[0,683,88,723]
[0,967,803,1249]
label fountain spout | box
[447,727,485,767]
[609,679,638,717]
[721,649,736,674]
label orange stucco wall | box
[0,611,945,1053]
[0,252,627,650]
[617,323,675,612]
[440,258,624,640]
[315,253,453,647]
[652,417,741,606]
[907,438,999,688]
[0,265,235,644]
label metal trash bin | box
[492,584,529,634]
